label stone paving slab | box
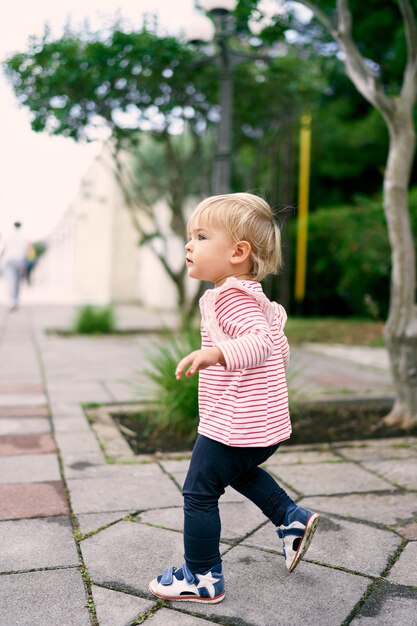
[0,393,46,406]
[267,460,393,495]
[0,433,57,455]
[60,451,108,474]
[53,415,92,433]
[81,522,184,593]
[0,453,61,483]
[0,384,44,393]
[92,585,155,626]
[266,447,341,465]
[0,516,79,572]
[296,515,401,577]
[351,582,417,626]
[145,609,217,625]
[174,545,371,625]
[64,461,164,480]
[300,492,417,526]
[394,522,417,541]
[68,472,181,514]
[361,458,417,490]
[77,511,134,536]
[49,402,89,418]
[0,405,49,417]
[336,442,417,462]
[0,481,69,520]
[0,416,51,435]
[46,383,112,403]
[159,459,193,474]
[242,514,401,576]
[387,542,417,586]
[54,431,103,454]
[0,568,91,626]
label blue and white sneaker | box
[149,562,225,604]
[277,505,319,573]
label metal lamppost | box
[184,0,241,195]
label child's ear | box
[231,240,252,264]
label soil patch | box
[112,411,195,455]
[112,398,416,454]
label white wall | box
[33,144,198,311]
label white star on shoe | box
[197,571,219,597]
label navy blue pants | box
[183,434,294,573]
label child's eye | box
[198,233,206,241]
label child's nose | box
[185,240,192,251]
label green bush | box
[73,305,116,334]
[291,188,417,318]
[140,329,200,442]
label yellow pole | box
[295,114,312,304]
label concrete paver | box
[0,416,51,435]
[266,459,393,495]
[0,433,56,455]
[54,430,104,454]
[351,582,417,626]
[242,515,402,577]
[0,481,69,520]
[92,585,154,626]
[361,458,417,490]
[0,516,79,572]
[387,542,417,586]
[68,471,181,514]
[1,304,416,626]
[300,492,417,526]
[77,511,134,536]
[145,609,217,625]
[0,452,61,483]
[0,569,91,626]
[180,546,371,625]
[0,405,49,417]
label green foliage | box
[294,188,417,318]
[140,329,200,441]
[73,305,116,334]
[4,27,217,141]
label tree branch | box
[398,0,417,104]
[298,0,337,37]
[303,0,395,122]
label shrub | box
[139,328,200,442]
[73,305,116,334]
[290,188,417,318]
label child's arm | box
[176,346,225,379]
[176,288,274,379]
[212,287,274,371]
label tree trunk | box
[382,112,417,428]
[300,0,417,429]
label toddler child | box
[149,192,319,603]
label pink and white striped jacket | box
[197,277,292,447]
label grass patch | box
[72,305,116,335]
[286,318,384,346]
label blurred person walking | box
[0,222,30,311]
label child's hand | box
[176,347,224,379]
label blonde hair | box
[187,192,281,281]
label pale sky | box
[0,0,195,241]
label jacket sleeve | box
[213,288,274,371]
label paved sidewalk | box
[0,305,416,626]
